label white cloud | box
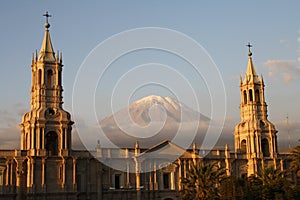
[268,71,274,77]
[297,37,300,43]
[282,73,292,83]
[264,60,300,84]
[279,39,287,44]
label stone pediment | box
[137,140,197,160]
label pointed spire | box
[243,42,259,84]
[135,139,140,156]
[31,53,34,65]
[97,139,101,149]
[60,52,63,64]
[260,74,264,85]
[56,51,59,62]
[38,12,55,62]
[193,142,197,152]
[125,148,129,158]
[193,142,198,158]
[225,144,230,158]
[240,75,243,86]
[135,139,140,149]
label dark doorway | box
[163,173,170,189]
[115,174,120,189]
[45,131,58,156]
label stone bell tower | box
[20,12,73,157]
[234,43,278,175]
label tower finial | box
[246,42,253,57]
[43,11,52,29]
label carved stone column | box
[14,157,26,200]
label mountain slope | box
[100,95,209,127]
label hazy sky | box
[0,1,299,149]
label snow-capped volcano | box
[99,95,210,148]
[100,95,209,127]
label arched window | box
[262,138,270,157]
[255,89,260,102]
[241,140,247,153]
[249,89,253,101]
[243,90,247,104]
[47,70,53,87]
[45,131,58,156]
[38,69,42,85]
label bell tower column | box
[234,43,278,176]
[19,12,74,157]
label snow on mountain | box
[100,95,209,127]
[99,95,213,148]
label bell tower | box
[20,12,73,156]
[234,43,278,175]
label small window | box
[241,173,247,179]
[48,108,55,116]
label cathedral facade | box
[0,14,292,200]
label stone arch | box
[241,139,247,153]
[162,197,175,200]
[255,89,260,102]
[249,89,253,101]
[45,131,58,156]
[243,90,247,103]
[261,138,270,157]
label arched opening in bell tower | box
[261,138,270,157]
[249,89,253,102]
[255,89,260,103]
[241,140,247,153]
[243,90,247,104]
[38,69,42,85]
[45,131,58,156]
[47,69,53,87]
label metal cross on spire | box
[43,11,52,23]
[246,42,252,52]
[246,42,253,56]
[43,11,52,29]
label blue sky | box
[0,1,299,149]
